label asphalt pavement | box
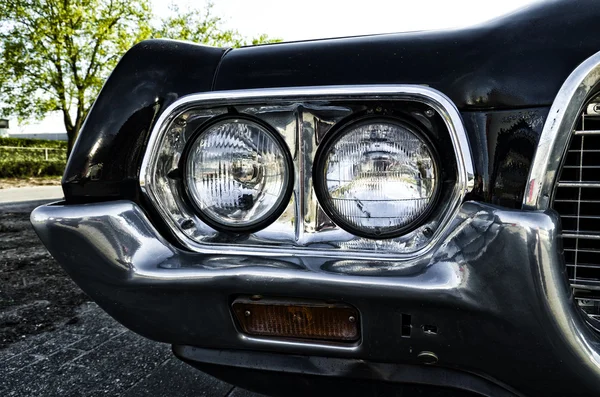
[0,186,63,204]
[0,196,265,396]
[1,302,262,397]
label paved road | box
[1,303,262,397]
[0,186,63,204]
[0,200,264,397]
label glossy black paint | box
[176,347,509,397]
[64,0,598,206]
[213,0,600,110]
[462,107,549,208]
[62,40,226,203]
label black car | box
[31,1,600,395]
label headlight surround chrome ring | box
[181,114,294,233]
[313,116,440,239]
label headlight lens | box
[315,118,438,238]
[184,117,292,232]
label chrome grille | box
[553,101,600,292]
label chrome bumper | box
[30,201,600,396]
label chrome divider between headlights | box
[139,85,474,260]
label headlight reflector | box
[315,118,438,238]
[184,117,292,232]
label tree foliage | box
[0,0,280,153]
[154,3,279,47]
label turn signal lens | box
[232,297,360,342]
[184,117,292,232]
[315,118,438,239]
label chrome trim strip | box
[238,334,360,352]
[140,85,475,259]
[524,50,600,210]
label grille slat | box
[555,199,600,203]
[561,215,600,219]
[572,280,600,290]
[563,165,600,169]
[567,263,600,269]
[553,108,600,290]
[564,247,600,253]
[557,182,600,188]
[574,130,600,135]
[561,233,600,239]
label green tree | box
[0,0,153,154]
[0,1,279,155]
[154,3,281,47]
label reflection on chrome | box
[159,255,303,270]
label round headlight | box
[314,118,439,239]
[184,117,293,232]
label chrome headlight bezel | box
[139,85,474,261]
[313,115,441,240]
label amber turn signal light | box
[232,297,360,342]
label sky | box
[12,0,540,134]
